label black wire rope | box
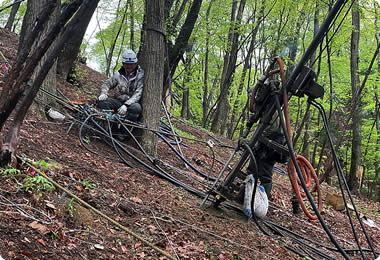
[311,99,365,259]
[310,0,353,68]
[264,221,338,260]
[309,98,377,259]
[265,219,379,255]
[243,143,338,260]
[156,132,218,182]
[273,95,351,260]
[71,104,366,260]
[105,117,135,168]
[78,112,121,161]
[115,117,155,164]
[169,113,227,146]
[114,118,208,191]
[74,106,211,198]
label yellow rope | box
[19,157,176,260]
[0,50,9,64]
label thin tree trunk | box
[105,0,128,76]
[181,44,193,119]
[168,0,202,78]
[201,0,215,128]
[348,1,361,194]
[57,0,99,79]
[128,0,135,51]
[211,0,246,135]
[5,0,21,31]
[375,96,380,200]
[228,0,264,138]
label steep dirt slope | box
[0,28,379,260]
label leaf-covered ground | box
[0,28,379,260]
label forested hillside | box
[0,0,380,259]
[1,0,379,200]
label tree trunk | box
[375,11,380,200]
[211,0,246,135]
[105,0,127,76]
[228,0,264,139]
[0,0,88,165]
[18,0,61,112]
[375,97,380,201]
[57,0,99,79]
[0,1,83,131]
[140,0,165,156]
[128,0,135,51]
[201,0,215,128]
[164,0,203,99]
[5,0,21,31]
[348,1,361,194]
[181,44,193,119]
[300,6,319,159]
[301,108,312,158]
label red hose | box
[274,57,322,220]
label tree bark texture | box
[211,0,246,135]
[5,0,21,31]
[228,1,264,138]
[164,0,203,98]
[0,0,89,165]
[140,0,165,156]
[57,0,99,79]
[348,2,361,194]
[201,0,215,128]
[18,0,60,112]
[181,45,193,119]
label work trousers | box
[247,151,276,197]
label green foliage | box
[1,168,21,178]
[22,175,55,196]
[34,160,49,171]
[67,63,88,87]
[30,159,62,171]
[67,198,76,217]
[81,179,98,191]
[0,0,27,33]
[1,0,379,218]
[50,231,59,239]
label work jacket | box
[100,65,144,106]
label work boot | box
[291,197,301,215]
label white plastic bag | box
[243,174,269,218]
[48,108,66,121]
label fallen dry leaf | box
[38,239,46,246]
[121,245,128,253]
[29,221,49,235]
[131,197,143,204]
[45,203,56,209]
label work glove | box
[117,104,128,116]
[98,93,108,101]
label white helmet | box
[122,49,137,64]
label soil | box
[0,28,379,260]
